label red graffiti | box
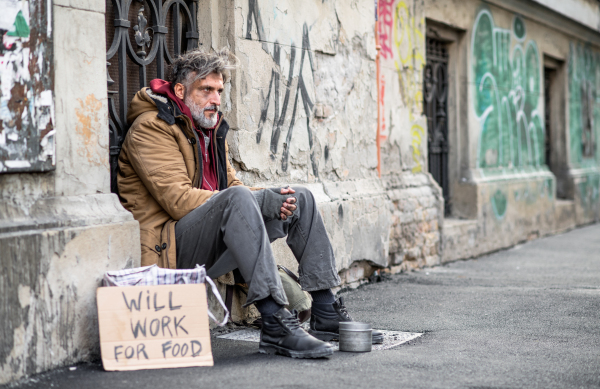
[380,74,387,140]
[378,0,394,60]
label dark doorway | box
[543,56,570,200]
[544,66,555,169]
[424,38,450,214]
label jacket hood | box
[128,87,196,134]
[127,88,159,125]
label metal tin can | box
[339,322,372,352]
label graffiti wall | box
[234,0,377,183]
[378,0,426,173]
[0,0,54,173]
[471,9,544,171]
[568,43,600,167]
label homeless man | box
[118,48,382,359]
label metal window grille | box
[423,38,450,214]
[105,0,199,193]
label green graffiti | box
[471,9,544,170]
[6,11,30,38]
[512,16,526,41]
[568,43,600,167]
[491,189,508,219]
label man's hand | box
[279,187,297,221]
[253,187,297,221]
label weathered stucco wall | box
[232,0,377,183]
[222,0,443,279]
[0,0,141,384]
[224,0,396,277]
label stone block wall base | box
[441,218,480,263]
[0,195,140,385]
[385,172,444,271]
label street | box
[8,224,600,389]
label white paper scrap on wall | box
[0,0,21,31]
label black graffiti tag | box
[247,0,318,177]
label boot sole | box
[309,329,385,345]
[258,342,334,358]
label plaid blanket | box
[102,264,207,286]
[101,264,228,326]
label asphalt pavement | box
[6,224,600,389]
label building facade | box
[1,0,599,383]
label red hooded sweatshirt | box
[149,79,218,191]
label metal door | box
[423,38,450,214]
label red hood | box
[150,79,196,129]
[149,79,220,131]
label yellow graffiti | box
[393,2,425,67]
[392,1,425,172]
[393,1,425,121]
[411,124,424,173]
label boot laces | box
[337,303,353,321]
[281,310,301,330]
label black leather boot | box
[259,308,334,358]
[309,297,384,344]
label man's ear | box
[173,83,185,100]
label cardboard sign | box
[97,284,213,370]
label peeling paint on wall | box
[75,95,107,167]
[0,0,53,173]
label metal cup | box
[338,322,372,352]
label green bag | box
[219,266,312,324]
[278,265,312,321]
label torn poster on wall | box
[0,0,54,173]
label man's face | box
[183,72,224,129]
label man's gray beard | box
[185,96,218,129]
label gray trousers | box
[175,186,341,306]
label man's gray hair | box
[169,48,237,89]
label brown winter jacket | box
[117,87,244,268]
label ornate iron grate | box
[106,0,199,193]
[424,38,450,214]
